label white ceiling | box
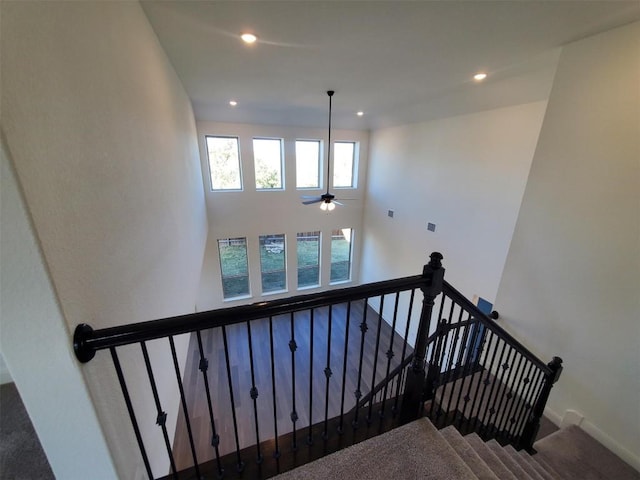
[141,1,640,130]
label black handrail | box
[74,275,424,363]
[442,280,552,375]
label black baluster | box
[367,295,385,424]
[353,299,369,430]
[110,347,153,480]
[515,367,545,443]
[307,308,315,445]
[381,292,400,417]
[496,350,525,438]
[322,304,333,439]
[428,318,448,420]
[338,301,352,434]
[221,325,244,472]
[489,345,516,437]
[477,338,508,434]
[246,320,263,463]
[455,317,484,429]
[507,360,535,442]
[289,312,298,450]
[394,289,416,414]
[140,341,178,479]
[468,331,497,431]
[168,336,201,478]
[441,305,466,422]
[195,331,224,478]
[447,309,472,422]
[268,317,281,460]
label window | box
[296,140,321,189]
[297,231,321,288]
[206,136,242,190]
[254,138,283,189]
[333,142,356,188]
[217,238,250,299]
[330,228,353,283]
[259,234,286,293]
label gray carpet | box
[0,383,54,480]
[273,417,477,480]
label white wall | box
[196,121,368,310]
[1,2,207,478]
[2,140,117,479]
[495,22,640,470]
[361,101,548,302]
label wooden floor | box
[172,299,413,473]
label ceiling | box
[141,1,640,130]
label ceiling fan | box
[301,90,343,211]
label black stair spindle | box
[498,352,526,437]
[322,304,334,439]
[367,295,385,423]
[140,341,178,479]
[440,305,466,420]
[394,288,416,414]
[195,330,224,478]
[268,316,281,460]
[338,301,352,434]
[168,336,201,478]
[246,320,263,463]
[455,317,484,429]
[352,299,369,430]
[477,338,508,434]
[489,345,517,437]
[221,325,244,472]
[307,308,315,445]
[110,347,154,480]
[507,359,535,441]
[468,331,498,431]
[447,310,472,421]
[289,312,298,450]
[515,367,545,440]
[381,292,401,416]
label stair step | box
[517,449,556,480]
[440,426,499,480]
[534,426,640,480]
[503,444,546,480]
[465,433,518,480]
[273,417,477,479]
[486,439,536,479]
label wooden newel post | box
[519,356,563,452]
[399,252,445,424]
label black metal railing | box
[73,253,561,479]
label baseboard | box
[545,407,640,473]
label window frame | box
[253,137,285,191]
[329,228,354,285]
[295,139,322,190]
[217,237,251,300]
[332,141,358,189]
[296,231,321,290]
[259,233,288,295]
[205,135,243,192]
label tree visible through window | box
[297,231,320,288]
[254,138,283,189]
[330,228,353,283]
[217,238,250,299]
[259,234,286,293]
[206,136,242,190]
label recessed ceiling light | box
[229,100,238,106]
[473,72,488,81]
[241,33,257,44]
[356,111,364,117]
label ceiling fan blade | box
[302,198,323,205]
[301,195,322,200]
[333,200,345,206]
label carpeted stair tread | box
[534,425,640,480]
[517,450,556,480]
[486,439,535,479]
[529,452,563,479]
[465,433,518,480]
[272,417,478,479]
[441,426,499,480]
[503,444,546,480]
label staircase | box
[272,417,640,480]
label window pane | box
[206,136,242,190]
[296,140,321,189]
[330,228,352,283]
[297,231,320,288]
[217,238,249,298]
[254,138,283,189]
[333,142,355,188]
[259,234,286,293]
